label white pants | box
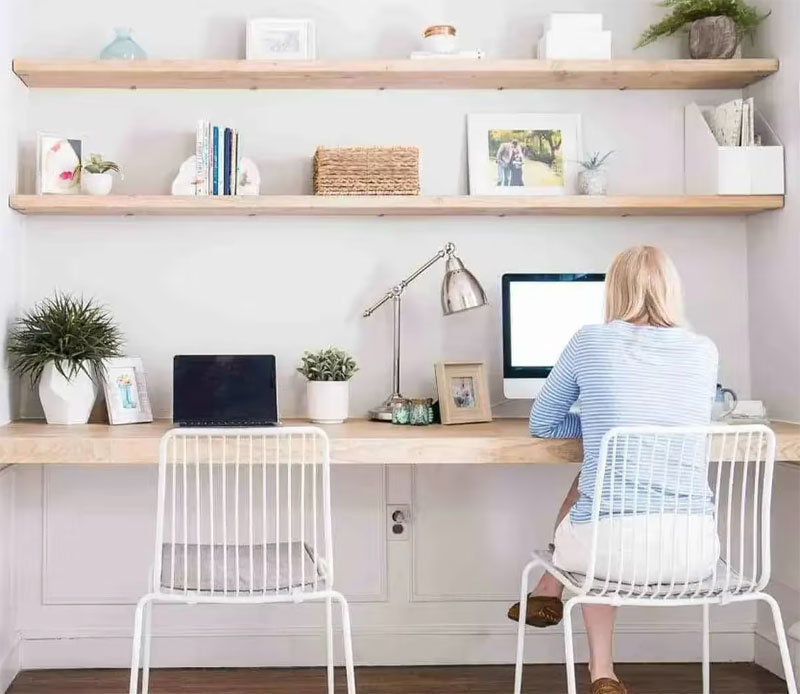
[553,513,720,585]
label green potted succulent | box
[7,293,124,424]
[297,348,358,424]
[636,0,770,58]
[577,151,614,195]
[80,153,123,196]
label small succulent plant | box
[82,153,122,176]
[297,348,358,382]
[578,151,614,171]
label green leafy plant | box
[578,151,614,171]
[636,0,770,48]
[82,153,122,176]
[7,293,124,383]
[297,348,358,382]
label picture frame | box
[434,361,492,425]
[36,132,82,195]
[103,357,153,425]
[246,18,316,60]
[467,113,582,196]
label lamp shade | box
[441,253,488,315]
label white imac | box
[502,273,606,399]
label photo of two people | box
[489,129,565,189]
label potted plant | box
[80,154,122,195]
[7,293,124,425]
[577,151,614,195]
[636,0,770,58]
[297,348,358,424]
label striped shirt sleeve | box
[529,330,582,439]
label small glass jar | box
[391,399,411,425]
[409,399,431,426]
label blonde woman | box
[508,246,719,694]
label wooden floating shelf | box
[8,194,784,217]
[12,58,779,90]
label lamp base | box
[368,393,407,422]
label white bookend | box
[546,13,603,32]
[538,30,612,59]
[685,102,784,195]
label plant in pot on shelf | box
[7,293,124,425]
[636,0,770,59]
[577,151,614,195]
[298,347,358,425]
[80,154,122,196]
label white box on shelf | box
[546,13,604,33]
[684,102,784,195]
[538,30,612,59]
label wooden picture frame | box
[103,357,153,425]
[434,361,492,425]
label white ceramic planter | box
[306,381,349,424]
[81,171,114,196]
[38,362,97,425]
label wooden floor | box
[8,664,787,693]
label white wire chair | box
[129,427,356,694]
[513,424,797,694]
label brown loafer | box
[507,594,563,627]
[591,678,627,694]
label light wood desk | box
[0,419,799,466]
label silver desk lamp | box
[362,242,488,421]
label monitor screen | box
[173,355,278,425]
[502,273,606,380]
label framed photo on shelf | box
[36,132,82,195]
[103,357,153,425]
[467,113,582,196]
[246,18,316,60]
[434,361,492,425]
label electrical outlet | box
[387,504,411,541]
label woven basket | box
[314,146,420,196]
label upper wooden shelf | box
[8,194,784,217]
[12,58,779,90]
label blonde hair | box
[604,246,684,328]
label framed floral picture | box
[103,357,153,425]
[36,133,82,194]
[434,361,492,425]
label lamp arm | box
[362,242,455,318]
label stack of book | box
[195,120,241,196]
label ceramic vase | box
[38,362,97,425]
[689,16,739,59]
[577,169,608,195]
[81,171,114,196]
[306,381,349,424]
[100,27,147,60]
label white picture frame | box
[103,357,153,425]
[467,113,582,196]
[36,132,82,195]
[246,18,316,60]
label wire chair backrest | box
[581,425,775,600]
[152,427,333,598]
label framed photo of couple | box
[467,113,582,196]
[434,361,492,425]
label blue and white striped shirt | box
[529,320,719,523]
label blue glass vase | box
[100,27,147,60]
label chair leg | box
[563,598,579,694]
[701,604,710,694]
[333,592,357,694]
[129,595,153,694]
[759,594,798,694]
[513,560,538,694]
[326,595,335,693]
[141,600,153,694]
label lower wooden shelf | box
[8,194,783,217]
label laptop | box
[173,355,279,427]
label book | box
[212,125,220,195]
[233,130,239,195]
[703,98,743,147]
[224,128,232,196]
[195,120,206,196]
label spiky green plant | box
[297,348,358,382]
[82,153,122,175]
[636,0,770,48]
[578,151,614,171]
[7,293,124,383]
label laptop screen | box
[173,355,278,426]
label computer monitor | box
[502,273,606,399]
